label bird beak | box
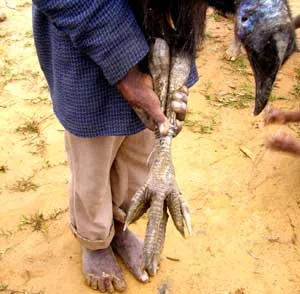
[236,0,297,115]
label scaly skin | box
[125,38,192,276]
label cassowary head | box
[236,0,297,115]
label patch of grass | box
[229,57,248,74]
[48,208,68,220]
[10,176,38,192]
[269,95,287,101]
[0,165,8,173]
[16,114,52,137]
[16,119,41,136]
[212,12,222,22]
[185,111,218,134]
[18,208,68,235]
[0,229,13,239]
[19,212,46,232]
[28,138,47,156]
[211,83,254,109]
[291,67,300,98]
[185,118,216,134]
[292,83,300,98]
[0,284,8,291]
[27,95,50,105]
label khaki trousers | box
[65,129,155,250]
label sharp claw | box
[166,193,185,237]
[146,256,159,277]
[125,184,150,225]
[123,222,128,232]
[182,202,192,236]
[113,205,126,223]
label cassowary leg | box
[225,33,242,61]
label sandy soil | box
[1,1,300,294]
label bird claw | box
[125,157,191,276]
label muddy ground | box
[1,1,300,294]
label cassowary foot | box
[225,38,242,61]
[124,148,191,276]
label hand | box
[171,85,189,136]
[265,130,300,155]
[117,66,169,135]
[264,106,286,125]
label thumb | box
[147,104,169,136]
[142,92,169,136]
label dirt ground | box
[1,1,300,294]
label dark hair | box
[130,0,207,57]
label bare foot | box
[225,38,242,61]
[265,131,300,156]
[112,226,149,283]
[83,247,127,293]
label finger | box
[179,85,189,96]
[171,101,187,122]
[173,91,188,104]
[159,120,170,136]
[112,276,127,292]
[174,120,184,136]
[142,95,169,131]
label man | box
[32,0,198,292]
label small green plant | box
[19,212,46,232]
[28,138,47,156]
[0,284,8,291]
[229,57,248,74]
[0,165,8,173]
[18,209,68,231]
[291,67,300,98]
[10,176,38,192]
[16,114,52,137]
[16,119,41,135]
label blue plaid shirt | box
[32,0,199,137]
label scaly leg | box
[125,39,192,276]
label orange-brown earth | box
[1,1,300,293]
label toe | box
[103,276,114,293]
[112,276,127,292]
[133,267,149,283]
[97,278,106,293]
[91,276,98,290]
[85,274,92,287]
